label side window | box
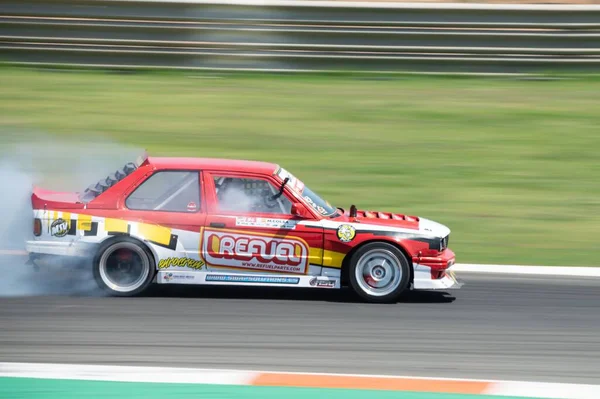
[126,171,200,212]
[213,176,292,214]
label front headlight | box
[440,235,449,251]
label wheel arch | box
[340,239,414,286]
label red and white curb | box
[1,363,599,398]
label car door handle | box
[210,222,226,228]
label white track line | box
[454,263,600,277]
[0,363,257,385]
[101,0,600,12]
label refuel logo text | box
[202,228,309,274]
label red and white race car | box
[26,153,460,302]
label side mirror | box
[291,202,311,218]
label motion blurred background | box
[1,0,600,398]
[1,0,599,267]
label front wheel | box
[348,242,411,303]
[93,238,155,296]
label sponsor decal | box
[201,228,309,274]
[276,167,305,194]
[187,202,197,212]
[317,280,336,288]
[175,275,195,280]
[205,274,300,284]
[158,257,205,270]
[50,218,69,237]
[163,272,195,282]
[309,277,336,288]
[303,195,329,216]
[235,217,297,230]
[337,224,356,243]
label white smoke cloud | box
[0,132,142,297]
[215,179,289,214]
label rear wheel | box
[93,238,155,296]
[348,242,410,303]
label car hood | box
[334,209,450,238]
[417,217,451,238]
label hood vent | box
[354,210,419,222]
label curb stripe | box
[251,373,490,394]
[2,363,600,398]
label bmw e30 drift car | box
[26,153,460,303]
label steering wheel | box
[262,190,279,209]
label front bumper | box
[412,263,463,290]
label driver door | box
[201,171,323,275]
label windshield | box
[275,167,339,217]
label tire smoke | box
[0,133,142,297]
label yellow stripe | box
[309,247,323,265]
[211,235,220,253]
[322,250,345,269]
[62,212,71,231]
[105,218,128,233]
[138,223,171,246]
[77,214,92,231]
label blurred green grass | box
[1,68,599,266]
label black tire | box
[348,242,411,303]
[93,237,155,297]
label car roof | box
[148,157,279,175]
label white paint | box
[454,263,600,277]
[0,362,257,385]
[24,241,92,257]
[302,219,437,238]
[156,270,341,288]
[413,264,462,290]
[486,381,600,399]
[235,216,297,229]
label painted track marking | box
[1,363,600,398]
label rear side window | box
[126,171,200,212]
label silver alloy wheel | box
[98,242,150,293]
[354,248,403,297]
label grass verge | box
[1,68,599,266]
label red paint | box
[30,155,455,278]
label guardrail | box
[1,0,600,73]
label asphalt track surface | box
[0,269,599,385]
